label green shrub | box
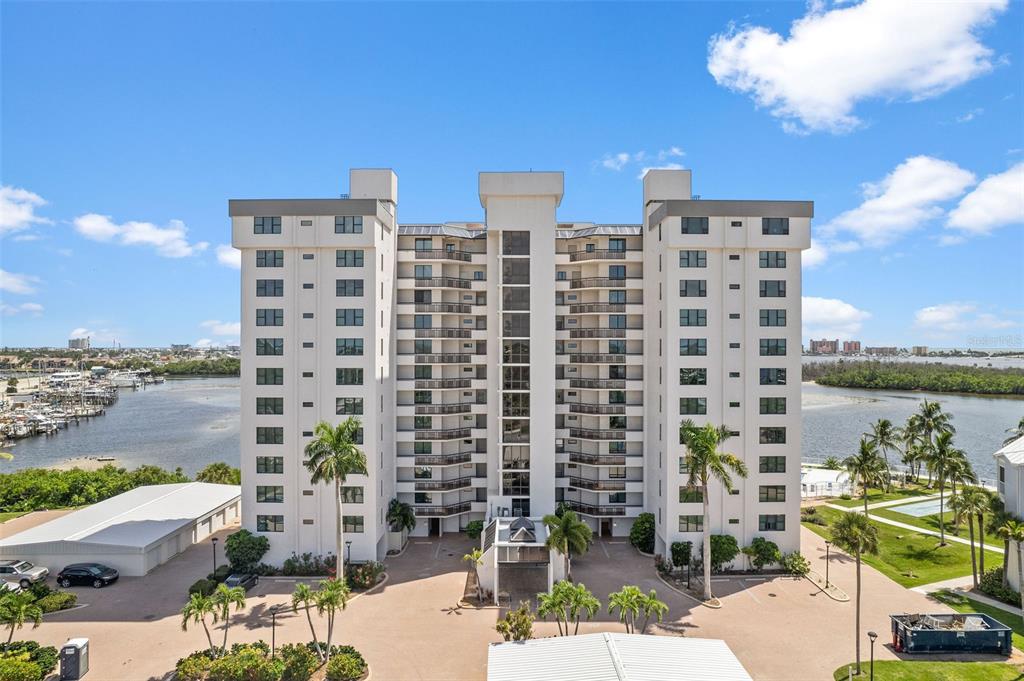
[0,658,42,681]
[282,553,333,577]
[978,567,1020,606]
[708,535,740,572]
[26,583,50,601]
[781,551,811,576]
[34,592,76,613]
[346,561,384,590]
[0,643,57,677]
[839,493,852,501]
[743,537,781,572]
[175,653,212,681]
[279,643,318,681]
[670,541,692,567]
[206,647,283,681]
[465,520,484,539]
[326,652,367,681]
[188,578,217,597]
[629,513,655,553]
[224,529,270,572]
[208,565,232,583]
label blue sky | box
[1,0,1022,349]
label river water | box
[5,376,1022,481]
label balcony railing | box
[414,303,473,314]
[569,427,628,441]
[562,501,632,517]
[568,476,626,491]
[569,328,633,339]
[413,476,474,491]
[568,277,631,289]
[413,502,472,517]
[413,354,472,364]
[567,303,626,314]
[412,452,472,465]
[412,378,471,389]
[569,378,626,389]
[415,328,472,338]
[413,402,475,415]
[568,353,625,364]
[412,427,472,440]
[568,403,626,415]
[408,276,474,289]
[565,451,627,466]
[402,249,478,262]
[566,249,634,262]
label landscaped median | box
[832,660,1023,681]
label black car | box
[57,563,119,588]
[223,573,258,591]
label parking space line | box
[434,541,443,559]
[600,541,610,558]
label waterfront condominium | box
[229,168,811,566]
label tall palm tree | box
[975,489,992,576]
[180,592,218,656]
[291,583,321,660]
[944,452,976,503]
[831,512,880,677]
[210,583,246,654]
[0,590,42,644]
[608,585,643,634]
[950,487,991,588]
[542,510,592,580]
[865,419,901,492]
[1004,416,1024,446]
[304,417,368,576]
[948,493,977,587]
[929,431,964,546]
[315,578,350,664]
[679,420,748,601]
[843,438,887,516]
[901,419,925,483]
[996,519,1024,588]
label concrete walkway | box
[865,494,940,510]
[911,574,975,594]
[826,502,1005,555]
[954,588,1023,617]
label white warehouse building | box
[0,483,240,577]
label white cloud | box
[69,327,93,339]
[12,234,41,242]
[638,163,684,180]
[200,320,241,336]
[914,302,1015,334]
[194,338,214,348]
[956,108,984,123]
[708,0,1007,133]
[1,302,43,317]
[945,162,1024,238]
[819,156,975,248]
[802,296,871,339]
[658,147,685,161]
[0,186,53,236]
[598,148,686,178]
[0,269,41,295]
[72,213,209,258]
[215,244,241,269]
[601,153,633,171]
[802,240,829,268]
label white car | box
[0,560,49,589]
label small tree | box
[463,548,483,602]
[224,529,270,572]
[608,586,642,634]
[708,535,740,572]
[743,537,782,572]
[210,583,246,654]
[181,592,218,656]
[629,513,655,553]
[0,591,42,644]
[315,579,350,664]
[822,456,842,470]
[495,602,533,641]
[195,462,241,485]
[291,583,322,661]
[386,498,416,534]
[638,589,669,634]
[670,541,692,569]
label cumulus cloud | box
[73,213,209,258]
[708,0,1007,133]
[914,302,1016,334]
[802,240,829,269]
[598,148,686,179]
[0,186,53,236]
[194,338,215,349]
[0,269,41,295]
[69,327,93,339]
[638,163,684,180]
[200,320,241,336]
[1,302,43,317]
[945,162,1024,239]
[802,296,871,339]
[216,244,241,269]
[956,108,984,123]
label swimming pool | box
[892,498,944,517]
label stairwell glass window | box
[256,309,283,327]
[679,398,707,415]
[336,309,364,326]
[256,456,284,474]
[760,339,787,356]
[759,251,787,268]
[502,231,530,256]
[256,486,284,503]
[256,279,283,297]
[679,488,703,503]
[679,250,707,268]
[256,368,283,385]
[679,338,707,356]
[679,309,707,327]
[336,368,364,385]
[759,514,786,531]
[762,218,789,235]
[254,216,281,234]
[343,516,364,533]
[759,280,786,297]
[759,309,787,327]
[759,427,786,444]
[336,280,364,297]
[681,217,709,235]
[679,280,707,297]
[340,487,364,504]
[256,427,283,444]
[256,250,283,267]
[336,397,364,415]
[760,368,787,385]
[759,456,786,473]
[335,216,363,234]
[679,368,707,385]
[336,339,364,356]
[256,515,284,532]
[256,338,284,356]
[256,397,284,415]
[759,486,786,502]
[336,250,364,267]
[760,397,787,415]
[678,515,703,532]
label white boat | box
[48,371,83,387]
[109,371,142,389]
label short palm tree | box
[463,548,483,601]
[291,583,321,660]
[637,589,669,634]
[679,420,748,601]
[945,451,977,501]
[210,583,246,654]
[304,417,368,576]
[929,431,965,546]
[542,510,592,580]
[315,578,351,664]
[537,590,568,637]
[181,592,218,656]
[865,419,901,492]
[951,487,991,587]
[386,498,417,534]
[1004,416,1024,446]
[608,585,643,634]
[831,512,879,677]
[822,456,842,471]
[843,438,887,516]
[0,590,43,644]
[536,580,599,637]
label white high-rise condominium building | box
[230,168,811,565]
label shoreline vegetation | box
[147,357,240,377]
[803,361,1024,396]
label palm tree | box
[562,581,601,635]
[637,589,669,634]
[843,438,887,516]
[996,519,1024,588]
[537,590,567,636]
[304,417,369,577]
[949,488,991,588]
[210,583,246,653]
[181,592,219,656]
[608,586,643,634]
[1004,416,1024,446]
[822,456,842,471]
[195,462,241,485]
[463,548,483,602]
[291,583,321,660]
[865,419,901,492]
[830,512,879,677]
[0,590,42,644]
[975,489,992,576]
[945,453,977,507]
[315,578,350,664]
[542,510,592,580]
[929,431,964,546]
[679,420,748,601]
[386,498,417,534]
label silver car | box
[0,560,50,589]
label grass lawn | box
[930,589,1024,651]
[0,511,28,524]
[829,484,935,508]
[803,507,1003,588]
[832,660,1023,680]
[876,505,1005,550]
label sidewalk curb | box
[656,572,721,609]
[804,570,850,602]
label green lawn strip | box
[832,660,1022,681]
[803,507,1003,589]
[0,511,28,523]
[930,589,1024,651]
[828,485,935,508]
[875,506,1004,550]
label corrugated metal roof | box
[995,435,1024,465]
[0,483,240,551]
[487,633,753,681]
[398,224,487,238]
[396,223,642,239]
[556,225,643,239]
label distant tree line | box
[802,361,1024,395]
[151,357,240,376]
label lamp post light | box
[824,540,831,589]
[345,540,352,566]
[211,537,219,575]
[868,630,878,681]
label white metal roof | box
[487,633,753,681]
[0,483,240,551]
[995,435,1024,465]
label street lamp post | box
[824,540,831,589]
[345,540,352,567]
[212,537,219,575]
[868,630,878,681]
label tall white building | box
[230,168,811,565]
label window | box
[759,485,786,502]
[679,487,703,503]
[502,288,530,310]
[256,456,284,474]
[760,309,787,327]
[608,339,626,354]
[302,341,314,348]
[609,315,626,329]
[760,397,787,415]
[256,309,283,326]
[336,338,364,355]
[729,342,740,349]
[759,514,786,531]
[256,279,283,297]
[759,427,786,444]
[302,283,314,290]
[256,397,284,415]
[679,248,704,266]
[256,486,284,503]
[681,217,709,234]
[606,492,626,504]
[256,338,284,356]
[679,458,690,474]
[759,280,786,297]
[256,250,283,267]
[680,368,707,385]
[759,251,787,268]
[502,231,530,256]
[502,260,530,284]
[256,515,284,532]
[503,366,530,390]
[336,368,364,385]
[256,368,283,385]
[678,515,704,532]
[343,515,364,533]
[609,238,626,251]
[728,254,740,261]
[679,338,707,356]
[256,427,283,444]
[340,486,364,504]
[336,309,364,326]
[679,280,707,297]
[254,216,281,234]
[502,393,530,417]
[335,216,363,234]
[503,314,530,338]
[679,309,707,327]
[337,250,365,267]
[762,218,789,235]
[302,253,314,260]
[729,284,740,290]
[302,312,313,319]
[729,371,740,378]
[679,398,707,415]
[608,265,626,280]
[336,397,364,415]
[760,368,787,385]
[759,456,786,473]
[760,339,787,356]
[336,279,364,297]
[608,290,626,304]
[502,341,530,364]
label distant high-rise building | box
[68,337,90,350]
[809,339,838,354]
[842,341,861,354]
[912,346,928,356]
[170,344,191,352]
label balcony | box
[569,427,628,441]
[413,402,475,415]
[415,328,472,339]
[413,502,472,517]
[567,353,625,364]
[566,403,626,415]
[407,276,474,289]
[401,249,478,262]
[566,249,634,262]
[497,546,550,563]
[415,303,473,314]
[565,451,627,466]
[568,277,630,289]
[412,427,472,441]
[413,476,474,491]
[410,452,472,466]
[569,378,626,390]
[412,353,472,364]
[410,378,471,389]
[567,303,626,314]
[562,501,634,517]
[568,476,626,492]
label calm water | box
[7,377,1022,482]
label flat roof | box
[487,633,753,681]
[0,483,240,550]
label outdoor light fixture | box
[824,540,831,589]
[868,630,878,681]
[212,537,219,574]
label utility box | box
[60,638,89,680]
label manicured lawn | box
[930,589,1024,651]
[876,505,1005,550]
[0,511,28,523]
[829,484,935,508]
[803,507,1003,588]
[832,660,1023,680]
